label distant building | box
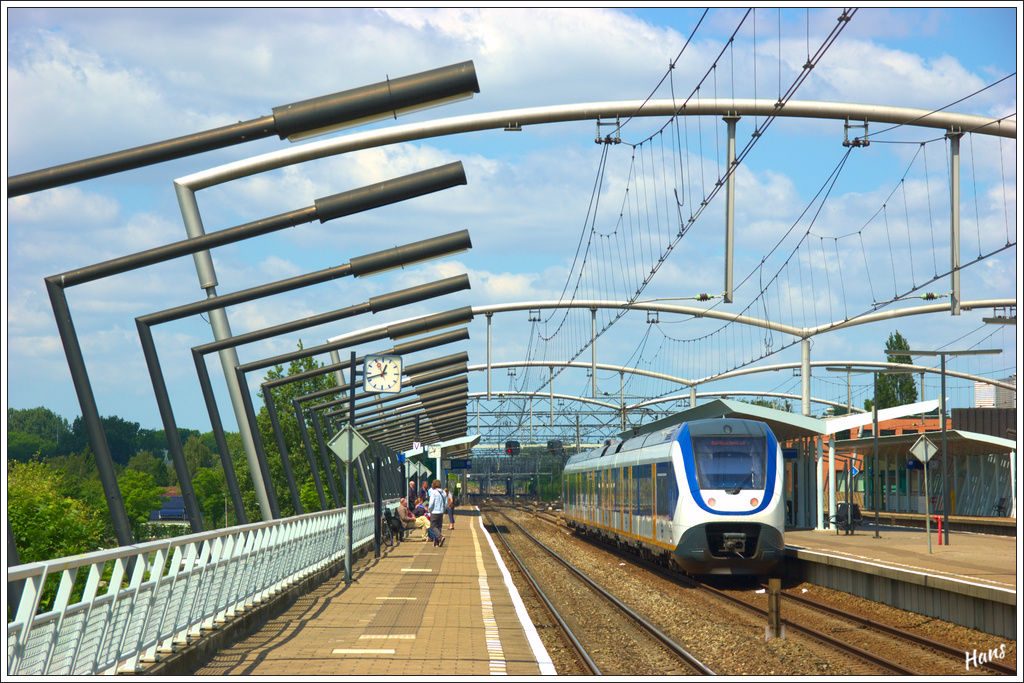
[975,375,1016,409]
[996,374,1016,408]
[974,382,995,407]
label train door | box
[611,467,620,530]
[624,466,632,536]
[598,471,606,528]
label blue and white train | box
[562,417,785,575]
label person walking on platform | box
[408,478,418,511]
[427,479,446,547]
[445,487,456,530]
[418,480,430,508]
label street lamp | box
[8,61,479,196]
[885,348,1002,545]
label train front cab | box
[671,419,785,576]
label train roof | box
[617,398,826,444]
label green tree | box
[117,469,164,540]
[137,428,169,454]
[127,450,172,487]
[183,434,214,480]
[231,448,263,523]
[192,467,227,529]
[68,414,141,466]
[8,461,105,564]
[7,406,73,453]
[872,330,919,410]
[6,430,56,462]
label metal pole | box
[486,312,493,400]
[828,435,836,530]
[234,365,281,518]
[723,113,740,304]
[948,132,962,316]
[176,186,273,520]
[591,308,598,399]
[294,399,330,509]
[873,372,880,538]
[45,281,134,547]
[346,352,356,585]
[310,408,341,506]
[816,437,824,530]
[262,384,303,514]
[801,339,811,417]
[620,371,625,431]
[924,455,932,554]
[940,353,951,545]
[374,451,382,559]
[137,323,205,531]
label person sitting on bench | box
[395,497,417,537]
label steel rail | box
[565,526,924,676]
[693,578,923,675]
[491,507,716,675]
[780,590,1017,676]
[481,508,600,675]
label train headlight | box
[707,497,716,507]
[750,498,759,507]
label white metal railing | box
[7,503,379,675]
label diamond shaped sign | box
[909,434,938,463]
[328,425,369,464]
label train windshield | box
[690,436,767,492]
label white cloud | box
[5,7,1015,431]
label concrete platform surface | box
[786,525,1019,591]
[192,508,556,677]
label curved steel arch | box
[470,391,618,411]
[468,360,695,388]
[176,98,1015,190]
[473,299,1016,400]
[679,359,1018,395]
[473,298,1016,341]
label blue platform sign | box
[782,448,798,460]
[449,459,471,470]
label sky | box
[4,6,1020,447]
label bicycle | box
[380,509,397,547]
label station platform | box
[785,524,1018,590]
[190,508,556,677]
[783,524,1018,638]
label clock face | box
[363,355,403,394]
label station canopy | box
[832,429,1016,460]
[618,398,826,444]
[405,433,480,461]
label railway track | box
[501,505,1015,676]
[481,505,714,676]
[776,589,1017,677]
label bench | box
[993,497,1009,517]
